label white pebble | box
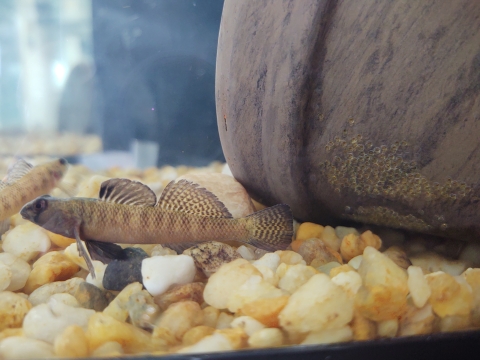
[0,262,12,291]
[301,326,353,345]
[221,163,233,176]
[331,271,362,298]
[150,245,177,257]
[253,253,280,273]
[317,261,341,275]
[348,255,363,270]
[248,328,284,348]
[0,253,31,291]
[0,337,54,359]
[141,255,196,296]
[335,226,359,240]
[377,319,399,337]
[23,297,95,343]
[2,223,51,261]
[86,261,107,290]
[230,316,265,336]
[407,266,431,308]
[216,312,234,329]
[178,333,233,354]
[48,293,80,307]
[237,245,255,260]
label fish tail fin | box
[245,204,293,251]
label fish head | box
[45,158,68,184]
[20,195,76,237]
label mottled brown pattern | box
[0,159,67,221]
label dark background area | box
[90,0,225,166]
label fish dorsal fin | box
[158,179,232,218]
[99,178,156,206]
[6,159,33,183]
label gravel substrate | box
[0,160,480,359]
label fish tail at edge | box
[245,204,294,251]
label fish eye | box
[34,199,47,211]
[59,158,67,165]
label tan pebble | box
[215,312,234,329]
[202,306,220,328]
[248,328,284,348]
[320,226,341,252]
[91,341,124,357]
[128,290,160,329]
[184,241,241,277]
[151,327,178,346]
[297,238,343,266]
[53,325,88,358]
[399,302,436,337]
[151,245,177,256]
[351,310,376,341]
[410,252,467,276]
[425,271,473,317]
[0,328,23,342]
[463,268,480,326]
[407,266,431,308]
[0,252,31,291]
[383,246,411,270]
[203,259,261,310]
[177,333,233,354]
[103,282,143,321]
[274,250,306,265]
[154,282,205,311]
[182,326,215,346]
[335,226,359,242]
[330,264,355,277]
[0,291,32,331]
[301,326,353,345]
[228,275,287,312]
[23,251,80,294]
[230,316,265,336]
[279,274,354,335]
[277,264,318,294]
[341,231,381,262]
[296,222,324,241]
[76,175,110,198]
[438,314,472,333]
[348,255,363,270]
[241,296,289,328]
[0,336,54,359]
[331,271,362,298]
[355,247,408,321]
[377,319,398,338]
[156,301,204,340]
[253,264,279,286]
[28,277,84,306]
[317,261,342,275]
[86,313,165,354]
[46,231,75,248]
[215,328,248,349]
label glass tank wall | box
[0,0,225,168]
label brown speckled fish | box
[0,158,68,233]
[20,178,293,277]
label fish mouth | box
[20,203,35,222]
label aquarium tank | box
[0,1,479,359]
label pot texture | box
[215,0,480,241]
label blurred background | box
[0,0,225,169]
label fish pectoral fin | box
[73,226,97,279]
[85,240,125,264]
[99,178,157,206]
[157,179,233,218]
[5,158,33,184]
